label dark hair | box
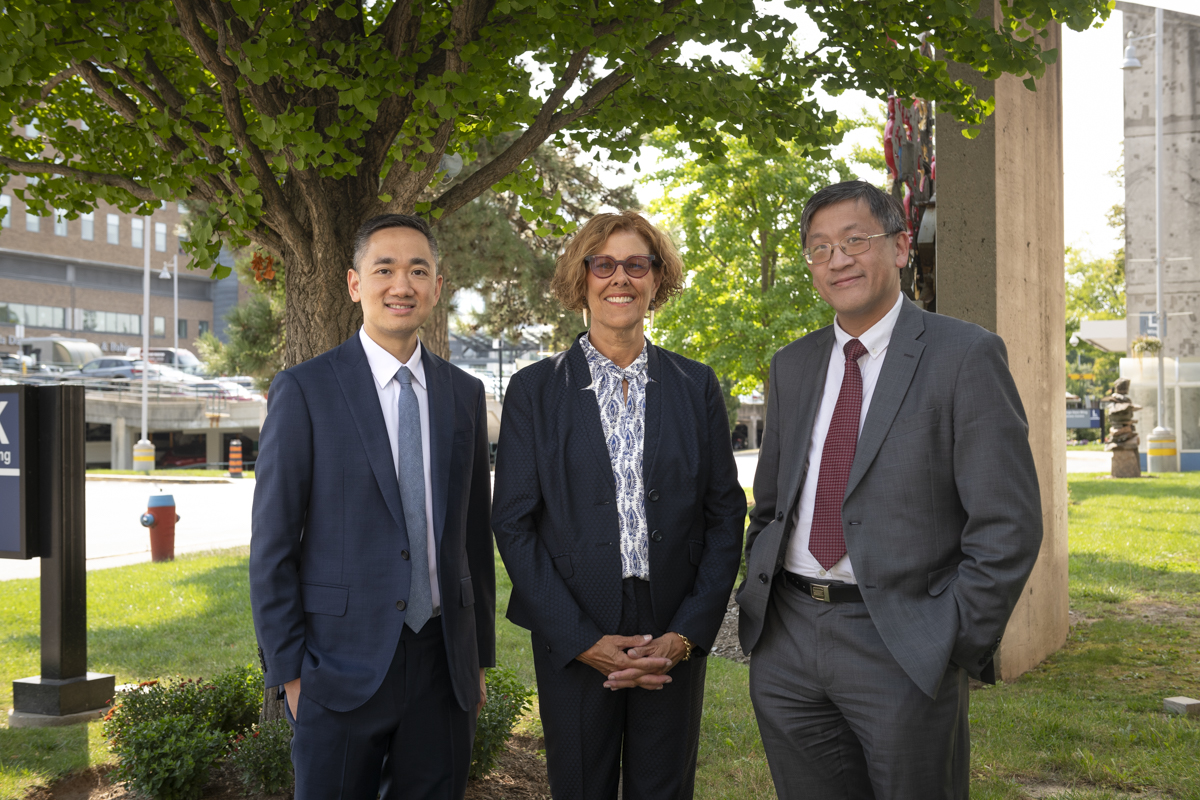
[352,214,439,272]
[799,181,906,247]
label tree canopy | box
[649,131,853,398]
[0,0,1111,363]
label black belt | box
[784,571,864,603]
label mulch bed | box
[25,736,550,800]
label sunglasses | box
[583,254,657,279]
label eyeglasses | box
[584,254,657,279]
[802,232,902,265]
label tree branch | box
[71,60,140,122]
[20,67,77,111]
[0,156,157,202]
[174,0,310,259]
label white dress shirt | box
[785,292,905,584]
[359,327,440,611]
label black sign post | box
[6,385,115,724]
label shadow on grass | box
[86,561,258,680]
[1069,552,1200,600]
[0,721,93,797]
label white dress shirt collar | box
[833,291,905,361]
[360,328,426,391]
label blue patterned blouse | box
[580,335,651,579]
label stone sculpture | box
[1100,378,1142,478]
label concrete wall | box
[936,3,1068,680]
[1119,2,1200,359]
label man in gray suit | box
[737,180,1042,799]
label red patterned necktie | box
[809,338,869,570]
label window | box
[79,310,140,335]
[107,214,119,244]
[177,201,188,214]
[153,316,165,337]
[25,208,39,233]
[81,212,94,241]
[25,120,38,138]
[154,222,167,252]
[178,319,188,338]
[198,320,210,336]
[131,218,144,249]
[1,195,10,228]
[0,303,67,329]
[54,209,67,236]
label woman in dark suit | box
[492,211,746,799]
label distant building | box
[1,173,215,359]
[1118,2,1200,469]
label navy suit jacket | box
[250,334,495,713]
[491,337,746,670]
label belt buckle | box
[809,583,831,602]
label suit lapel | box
[781,328,835,514]
[844,299,926,499]
[569,339,616,492]
[330,336,406,533]
[425,348,453,546]
[642,343,662,481]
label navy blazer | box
[492,336,746,670]
[250,334,495,713]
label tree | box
[650,132,860,399]
[1065,246,1125,399]
[195,251,286,391]
[1,0,1111,364]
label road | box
[0,478,256,581]
[0,449,1115,581]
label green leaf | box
[1023,77,1037,92]
[334,2,358,20]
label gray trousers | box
[749,579,969,800]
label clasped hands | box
[577,633,688,691]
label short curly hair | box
[550,211,684,312]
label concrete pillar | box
[936,3,1068,680]
[110,421,128,470]
[205,430,222,470]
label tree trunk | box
[419,299,451,360]
[260,688,286,725]
[282,231,361,368]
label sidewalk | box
[0,478,256,581]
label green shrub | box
[111,714,225,800]
[104,664,263,744]
[228,720,294,796]
[470,667,535,780]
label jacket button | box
[650,530,662,542]
[759,573,769,584]
[396,600,406,611]
[647,489,660,501]
[545,645,552,654]
[401,550,410,560]
[776,511,784,521]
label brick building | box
[1,173,216,360]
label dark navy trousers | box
[533,577,707,800]
[285,620,474,800]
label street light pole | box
[133,215,155,472]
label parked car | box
[72,357,160,380]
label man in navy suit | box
[250,214,495,800]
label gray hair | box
[800,181,906,247]
[352,214,440,272]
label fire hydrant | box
[140,494,180,562]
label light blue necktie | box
[396,366,433,632]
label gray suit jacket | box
[737,298,1042,699]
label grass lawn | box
[3,474,1198,799]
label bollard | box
[228,438,243,478]
[1147,426,1179,473]
[139,494,179,562]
